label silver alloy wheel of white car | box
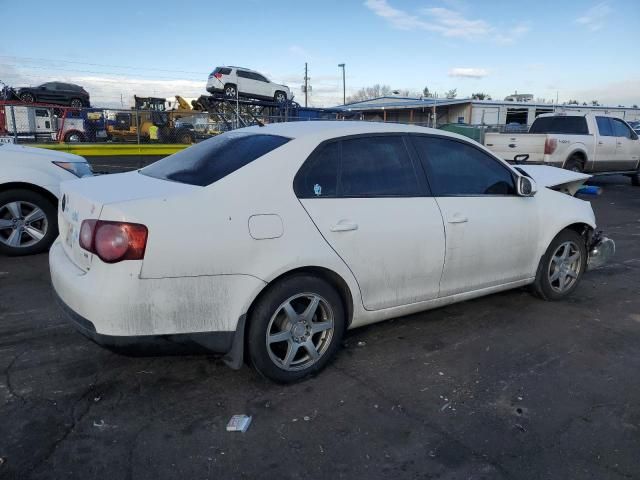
[266,293,334,371]
[548,240,582,293]
[0,200,48,249]
[224,85,237,98]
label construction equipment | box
[106,96,195,144]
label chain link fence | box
[0,99,529,149]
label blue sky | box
[1,0,638,107]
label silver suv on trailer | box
[206,66,291,103]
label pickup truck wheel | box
[632,169,640,186]
[64,131,85,143]
[70,98,84,108]
[532,229,587,301]
[274,91,287,103]
[564,155,584,173]
[0,189,58,256]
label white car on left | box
[0,143,93,256]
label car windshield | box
[140,131,290,186]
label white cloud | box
[364,0,530,43]
[419,7,492,38]
[575,2,612,31]
[449,67,489,78]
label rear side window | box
[294,142,339,197]
[141,132,290,186]
[413,136,515,196]
[213,67,232,75]
[596,116,613,136]
[341,136,419,196]
[529,116,589,135]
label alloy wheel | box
[266,293,334,371]
[0,201,48,249]
[548,240,582,293]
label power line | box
[0,63,204,82]
[0,55,209,76]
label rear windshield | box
[529,116,589,135]
[140,132,290,186]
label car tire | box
[20,92,35,104]
[631,167,640,186]
[274,91,287,103]
[564,155,584,172]
[532,229,587,301]
[224,84,237,98]
[70,98,84,108]
[0,189,58,256]
[247,274,346,383]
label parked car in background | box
[51,122,613,383]
[484,112,640,185]
[206,66,290,102]
[0,144,92,255]
[17,82,91,108]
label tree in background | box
[346,84,392,103]
[567,99,579,105]
[471,92,492,100]
[445,88,457,99]
[591,100,600,106]
[423,86,432,98]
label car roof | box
[223,66,259,73]
[239,120,461,140]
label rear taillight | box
[544,138,558,155]
[213,73,222,79]
[79,220,148,263]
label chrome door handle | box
[330,222,358,232]
[448,215,468,224]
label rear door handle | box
[330,222,358,232]
[448,215,468,224]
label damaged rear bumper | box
[587,232,615,270]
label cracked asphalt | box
[1,175,639,480]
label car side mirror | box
[517,176,537,197]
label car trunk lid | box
[58,171,198,271]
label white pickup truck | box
[484,112,640,185]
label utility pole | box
[338,63,346,105]
[304,63,309,108]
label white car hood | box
[517,165,591,194]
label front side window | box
[413,136,516,196]
[141,132,290,186]
[611,118,633,139]
[596,116,614,136]
[340,136,420,197]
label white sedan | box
[50,122,614,382]
[0,143,92,255]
